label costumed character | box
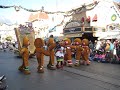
[64,38,75,67]
[18,35,31,75]
[47,35,56,70]
[73,38,83,66]
[34,38,50,73]
[81,39,91,65]
[55,41,64,69]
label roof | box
[113,2,120,12]
[28,12,49,22]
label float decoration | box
[111,14,117,21]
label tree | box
[5,36,12,41]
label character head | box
[82,39,89,46]
[64,38,71,45]
[34,38,44,48]
[74,38,82,45]
[49,35,53,38]
[23,35,30,47]
[59,40,64,46]
[48,38,55,45]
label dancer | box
[55,41,64,69]
[18,35,31,75]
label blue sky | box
[0,0,120,24]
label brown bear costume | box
[47,35,56,70]
[18,35,31,75]
[34,38,49,73]
[74,38,83,66]
[81,39,91,65]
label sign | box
[64,27,82,34]
[111,14,117,21]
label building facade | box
[63,0,120,40]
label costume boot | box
[38,66,44,73]
[74,60,80,66]
[18,65,24,72]
[56,64,61,69]
[23,67,31,75]
[67,60,73,67]
[86,60,91,65]
[47,60,56,70]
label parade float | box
[14,23,35,57]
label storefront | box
[63,21,96,42]
[63,0,120,42]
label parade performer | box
[81,39,91,65]
[64,38,75,67]
[55,41,64,69]
[18,35,31,75]
[74,38,83,66]
[34,38,50,73]
[47,35,56,70]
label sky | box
[0,0,120,25]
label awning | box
[99,34,120,39]
[92,14,97,22]
[65,33,82,38]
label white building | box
[62,0,120,40]
[86,0,120,28]
[0,24,16,42]
[87,0,120,39]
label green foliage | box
[5,36,12,41]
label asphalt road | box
[0,50,120,90]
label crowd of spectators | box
[89,39,120,64]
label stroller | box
[93,49,106,62]
[0,75,7,90]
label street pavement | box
[0,50,120,90]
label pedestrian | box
[55,41,64,69]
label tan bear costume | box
[18,36,31,75]
[47,35,56,70]
[81,39,91,65]
[74,38,83,66]
[34,38,49,73]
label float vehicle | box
[14,24,35,57]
